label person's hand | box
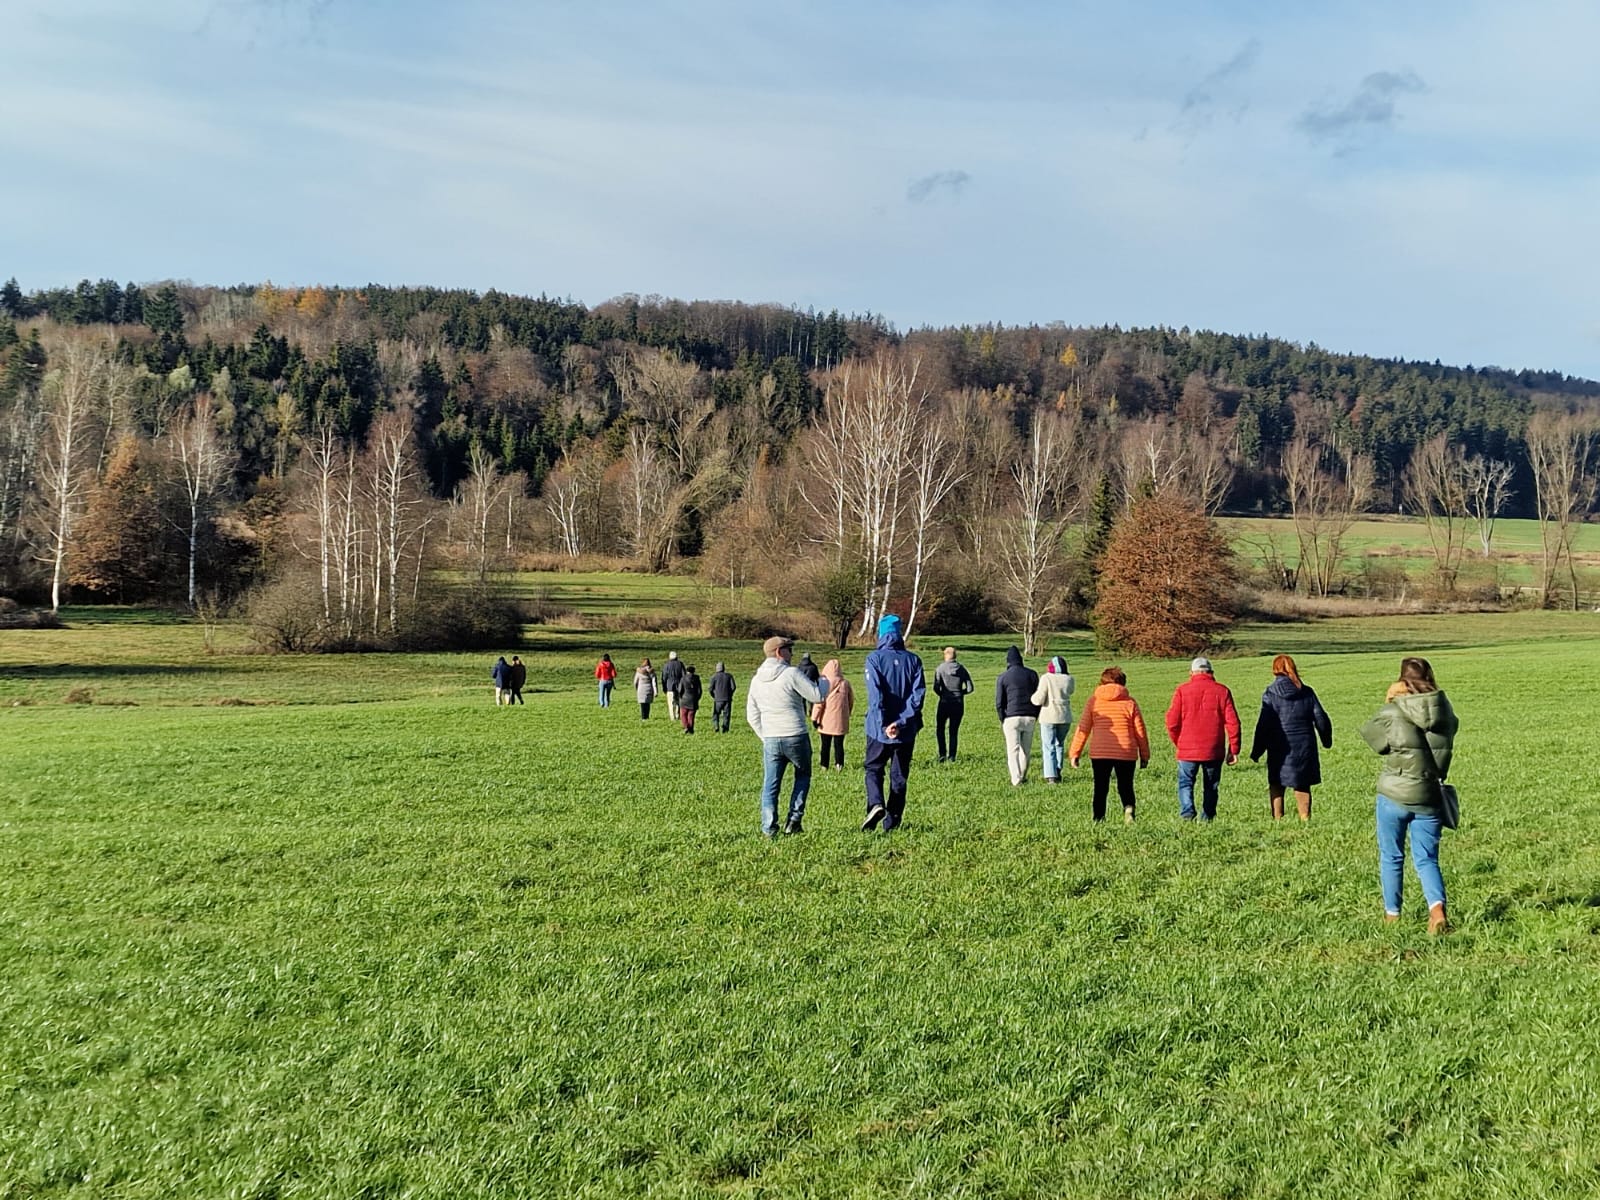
[1139,759,1149,770]
[884,722,899,740]
[1069,756,1080,770]
[1226,753,1238,766]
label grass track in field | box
[3,612,1600,1196]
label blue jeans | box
[1041,723,1067,779]
[598,680,612,706]
[760,734,812,835]
[1376,793,1446,914]
[1177,759,1222,820]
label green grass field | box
[4,608,1600,1197]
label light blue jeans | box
[1041,723,1068,779]
[598,680,613,707]
[1177,759,1222,820]
[1376,793,1446,914]
[761,734,812,836]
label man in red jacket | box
[1165,656,1241,822]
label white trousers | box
[1003,716,1037,785]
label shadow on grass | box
[2,663,231,679]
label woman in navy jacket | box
[1249,654,1332,821]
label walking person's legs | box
[1408,809,1448,931]
[1295,790,1312,822]
[948,708,963,761]
[640,699,651,721]
[863,738,891,829]
[1200,760,1222,820]
[784,734,812,833]
[1091,758,1112,822]
[760,740,787,838]
[1375,794,1409,917]
[936,703,950,761]
[1177,760,1200,820]
[1002,717,1026,785]
[1269,783,1286,820]
[1114,760,1136,821]
[1042,724,1065,781]
[883,738,914,830]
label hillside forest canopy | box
[3,277,1598,643]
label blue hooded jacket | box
[864,616,926,743]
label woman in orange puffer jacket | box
[1069,666,1151,823]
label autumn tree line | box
[2,278,1597,649]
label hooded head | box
[821,658,843,684]
[686,664,696,675]
[799,652,812,666]
[1005,645,1023,668]
[877,613,903,641]
[1050,655,1068,675]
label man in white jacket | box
[746,635,828,837]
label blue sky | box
[4,0,1598,378]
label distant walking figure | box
[678,664,702,734]
[595,653,616,707]
[507,655,527,705]
[661,651,685,722]
[491,656,512,706]
[708,662,737,732]
[932,647,974,762]
[1249,654,1333,822]
[813,658,855,770]
[1031,656,1076,784]
[995,646,1041,786]
[1165,656,1241,821]
[1069,666,1150,823]
[1361,657,1459,934]
[634,658,658,721]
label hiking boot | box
[1427,903,1451,936]
[862,805,886,832]
[1384,912,1401,925]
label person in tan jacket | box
[1068,666,1151,822]
[813,658,855,771]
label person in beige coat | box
[813,658,855,770]
[1030,656,1076,784]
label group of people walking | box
[507,633,1460,933]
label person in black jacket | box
[995,646,1042,786]
[507,655,527,705]
[1249,654,1333,821]
[708,662,737,732]
[660,651,686,722]
[677,665,703,734]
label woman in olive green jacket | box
[1360,657,1459,934]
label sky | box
[3,0,1599,379]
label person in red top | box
[595,653,617,707]
[1165,656,1242,822]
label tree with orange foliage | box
[1094,493,1237,657]
[69,435,167,602]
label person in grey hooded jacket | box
[933,647,974,762]
[747,636,827,837]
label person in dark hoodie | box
[677,664,703,734]
[708,662,737,732]
[862,613,926,833]
[1249,654,1333,822]
[996,646,1042,786]
[1361,657,1458,935]
[798,652,822,727]
[933,647,974,762]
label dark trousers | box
[712,699,732,731]
[509,687,524,705]
[865,736,916,830]
[639,700,652,720]
[820,733,845,768]
[936,701,964,760]
[1091,758,1137,821]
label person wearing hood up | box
[746,636,828,837]
[1249,654,1333,822]
[1361,657,1459,935]
[862,613,926,832]
[661,651,686,723]
[1069,666,1151,823]
[708,662,737,733]
[1165,657,1241,822]
[1030,656,1076,784]
[677,664,703,734]
[995,646,1041,786]
[813,659,855,770]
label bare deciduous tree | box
[994,409,1089,654]
[451,442,518,587]
[903,414,968,637]
[165,391,233,607]
[1526,410,1598,609]
[1404,433,1468,592]
[1282,435,1372,597]
[34,341,110,612]
[1461,454,1515,558]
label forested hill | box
[2,276,1596,515]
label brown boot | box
[1296,791,1312,822]
[1270,791,1285,821]
[1427,903,1450,936]
[1383,912,1400,925]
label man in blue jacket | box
[862,613,927,833]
